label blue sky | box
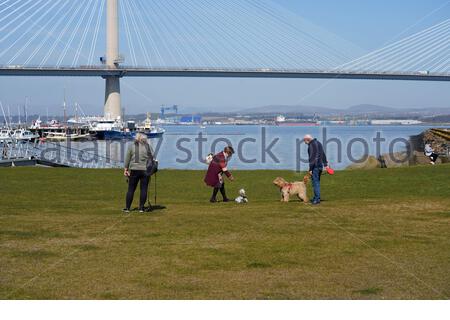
[0,0,449,115]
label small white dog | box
[235,189,249,204]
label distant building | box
[371,119,423,125]
[179,115,202,124]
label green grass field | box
[0,165,449,299]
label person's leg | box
[126,171,140,210]
[220,182,229,202]
[311,168,321,203]
[211,187,219,202]
[139,173,151,210]
[432,153,439,163]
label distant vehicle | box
[6,65,23,69]
[418,70,430,75]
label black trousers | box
[429,153,439,162]
[126,170,150,210]
[211,182,228,201]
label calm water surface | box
[68,125,445,170]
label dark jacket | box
[204,152,232,187]
[308,139,328,171]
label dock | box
[1,140,123,169]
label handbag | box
[145,144,158,177]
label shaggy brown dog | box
[273,176,310,203]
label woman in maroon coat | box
[204,146,235,202]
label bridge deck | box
[0,67,449,81]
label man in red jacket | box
[204,146,235,203]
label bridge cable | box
[73,0,99,66]
[0,0,63,62]
[24,0,77,66]
[56,0,94,67]
[39,0,87,66]
[88,0,105,66]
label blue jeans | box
[311,167,322,202]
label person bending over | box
[204,146,235,203]
[123,133,154,213]
[304,135,329,205]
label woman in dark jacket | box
[123,133,154,213]
[204,146,235,203]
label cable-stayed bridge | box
[0,0,449,119]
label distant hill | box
[239,104,337,115]
[346,104,397,114]
[238,103,450,116]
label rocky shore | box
[347,128,449,170]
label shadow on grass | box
[10,249,59,259]
[353,287,383,296]
[0,229,72,239]
[247,262,272,269]
[152,205,167,211]
[430,211,450,218]
[129,205,167,212]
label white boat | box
[89,118,123,139]
[0,129,12,143]
[30,118,65,130]
[44,131,92,142]
[12,129,39,141]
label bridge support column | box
[104,0,121,120]
[104,77,121,120]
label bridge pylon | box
[103,0,122,120]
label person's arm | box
[309,143,318,172]
[321,144,329,168]
[220,160,234,181]
[124,147,132,176]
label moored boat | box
[44,131,92,142]
[91,113,165,140]
[0,129,12,143]
[12,128,40,141]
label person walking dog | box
[204,146,235,203]
[123,133,155,213]
[304,135,329,205]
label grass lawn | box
[0,165,449,299]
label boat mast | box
[1,102,10,129]
[18,105,21,127]
[7,105,12,127]
[24,96,28,125]
[75,103,78,123]
[63,88,67,126]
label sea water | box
[67,125,443,170]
